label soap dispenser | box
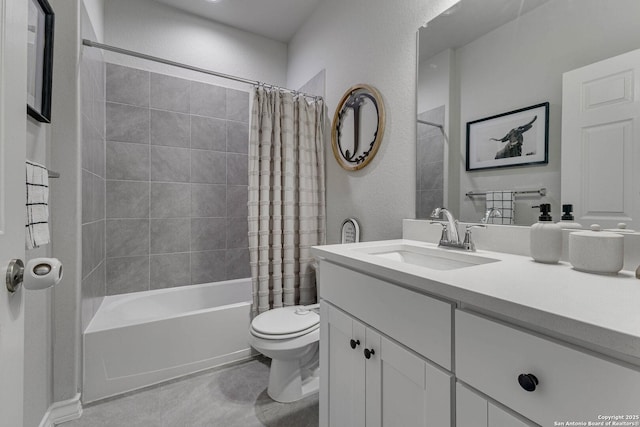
[530,203,562,263]
[557,204,582,229]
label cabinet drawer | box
[456,310,640,426]
[319,261,452,370]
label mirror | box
[332,84,385,171]
[416,0,640,225]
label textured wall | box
[287,0,459,243]
[104,63,250,295]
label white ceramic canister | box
[569,224,624,274]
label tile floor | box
[59,357,319,427]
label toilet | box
[249,304,320,403]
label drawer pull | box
[518,373,539,392]
[350,339,360,349]
[364,348,376,359]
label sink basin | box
[354,244,500,271]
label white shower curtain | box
[248,87,326,314]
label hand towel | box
[485,191,515,225]
[26,160,50,249]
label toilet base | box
[266,343,319,403]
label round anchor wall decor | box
[331,84,385,171]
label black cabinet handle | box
[518,373,539,392]
[350,339,360,349]
[364,348,375,359]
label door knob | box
[364,348,375,359]
[5,259,24,293]
[350,339,360,349]
[5,258,63,293]
[518,373,539,392]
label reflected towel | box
[26,160,50,249]
[485,191,515,225]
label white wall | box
[82,0,104,42]
[103,0,287,90]
[50,0,83,405]
[455,0,640,225]
[287,0,459,244]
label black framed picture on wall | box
[27,0,55,123]
[466,102,549,171]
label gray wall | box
[104,63,250,295]
[81,7,106,333]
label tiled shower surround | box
[104,63,250,295]
[416,106,445,219]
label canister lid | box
[570,224,623,239]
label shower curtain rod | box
[82,39,323,100]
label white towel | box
[485,191,515,225]
[26,161,50,249]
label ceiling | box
[419,0,550,62]
[152,0,322,42]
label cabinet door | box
[322,302,366,427]
[378,336,452,427]
[456,383,534,427]
[457,383,487,427]
[488,403,531,427]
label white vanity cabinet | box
[319,261,453,427]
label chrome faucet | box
[430,207,485,251]
[481,207,502,224]
[430,207,460,243]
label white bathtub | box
[83,279,254,403]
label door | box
[0,0,28,425]
[377,336,451,427]
[323,302,366,427]
[561,48,640,229]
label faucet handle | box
[430,221,449,243]
[466,224,486,231]
[463,224,485,251]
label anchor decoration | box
[331,84,385,171]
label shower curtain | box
[248,87,326,314]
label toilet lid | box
[251,306,320,336]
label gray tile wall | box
[81,45,106,332]
[416,106,445,219]
[105,63,250,295]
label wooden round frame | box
[331,84,385,171]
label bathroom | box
[2,0,640,426]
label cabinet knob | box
[364,348,375,359]
[518,373,539,392]
[350,339,360,349]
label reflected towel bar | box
[466,188,546,197]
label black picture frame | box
[466,102,549,172]
[27,0,55,123]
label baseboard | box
[38,393,83,427]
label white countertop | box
[312,239,640,364]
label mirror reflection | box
[416,0,640,225]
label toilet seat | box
[250,306,320,340]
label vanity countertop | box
[312,239,640,364]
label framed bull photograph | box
[466,102,549,171]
